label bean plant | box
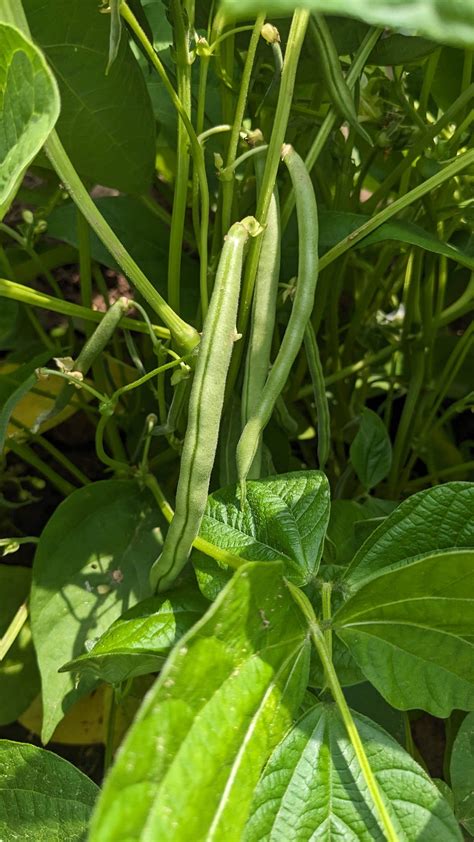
[0,0,473,839]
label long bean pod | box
[309,14,372,147]
[236,144,319,492]
[33,297,131,431]
[241,157,281,478]
[150,217,262,592]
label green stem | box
[9,419,90,486]
[121,1,210,321]
[0,601,29,661]
[297,344,396,398]
[320,149,474,271]
[77,210,93,338]
[144,474,246,570]
[167,0,193,315]
[0,278,170,338]
[281,27,382,231]
[366,84,474,211]
[287,582,400,842]
[227,10,310,396]
[405,460,474,490]
[95,414,129,474]
[321,582,332,662]
[221,14,265,235]
[7,440,77,496]
[43,131,198,352]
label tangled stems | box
[227,10,311,395]
[120,1,210,318]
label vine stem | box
[0,278,169,338]
[220,13,265,235]
[227,10,310,396]
[281,26,382,231]
[167,0,193,315]
[286,582,400,842]
[120,1,211,318]
[44,131,199,352]
[8,0,198,352]
[320,148,474,270]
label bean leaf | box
[30,480,163,742]
[350,408,392,490]
[343,482,474,589]
[0,740,98,841]
[23,0,156,193]
[335,549,474,716]
[244,703,461,840]
[60,588,207,685]
[450,711,474,834]
[0,23,59,218]
[88,562,310,841]
[221,0,474,48]
[194,470,330,598]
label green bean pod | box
[304,322,330,469]
[310,14,373,147]
[32,296,131,432]
[237,144,319,491]
[241,157,281,478]
[150,216,261,592]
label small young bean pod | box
[150,216,262,592]
[236,144,319,492]
[310,14,372,147]
[241,157,281,478]
[33,296,131,431]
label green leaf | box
[0,739,98,841]
[450,711,474,834]
[368,33,438,65]
[335,549,474,716]
[350,408,392,490]
[319,212,474,270]
[194,471,330,597]
[47,197,199,320]
[30,480,163,743]
[60,588,207,685]
[344,682,405,743]
[23,0,156,193]
[244,703,461,841]
[0,566,40,725]
[89,562,310,841]
[343,482,474,589]
[0,23,59,218]
[221,0,474,48]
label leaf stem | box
[121,0,210,319]
[281,27,382,231]
[287,582,400,842]
[320,149,474,270]
[220,14,265,235]
[43,131,198,352]
[144,474,245,571]
[0,278,170,339]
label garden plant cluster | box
[0,0,473,839]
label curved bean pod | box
[236,144,319,492]
[241,157,281,478]
[310,14,372,147]
[151,216,261,592]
